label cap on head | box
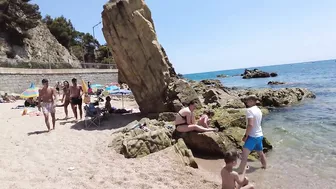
[42,79,48,84]
[245,95,259,102]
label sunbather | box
[175,99,217,132]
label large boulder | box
[202,89,245,109]
[174,139,198,168]
[103,0,199,113]
[242,69,277,79]
[109,119,174,158]
[173,131,235,157]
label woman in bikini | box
[175,99,217,132]
[61,81,71,119]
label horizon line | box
[182,58,336,75]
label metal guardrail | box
[0,61,117,69]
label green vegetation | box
[0,0,42,45]
[42,15,114,64]
[0,0,114,66]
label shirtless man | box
[38,79,57,132]
[70,78,83,120]
[221,150,254,189]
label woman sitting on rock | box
[175,99,217,133]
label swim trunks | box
[42,102,55,114]
[243,136,263,151]
[71,97,82,106]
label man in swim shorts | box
[38,79,57,132]
[70,78,83,120]
[237,95,267,173]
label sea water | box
[185,60,336,188]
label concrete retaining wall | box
[0,68,118,93]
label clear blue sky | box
[32,0,336,74]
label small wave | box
[273,126,290,134]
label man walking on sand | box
[70,78,83,120]
[237,95,267,173]
[38,79,57,132]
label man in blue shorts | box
[237,95,267,173]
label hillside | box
[0,0,80,68]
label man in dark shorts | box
[70,78,83,120]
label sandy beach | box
[0,99,221,189]
[1,98,334,189]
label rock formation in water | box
[242,69,278,79]
[268,81,286,85]
[0,0,80,68]
[102,0,199,113]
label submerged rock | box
[268,81,286,85]
[216,74,229,78]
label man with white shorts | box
[38,79,57,132]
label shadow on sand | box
[27,130,49,135]
[69,113,146,131]
[59,120,78,125]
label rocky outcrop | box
[242,69,277,79]
[0,0,80,67]
[268,81,286,85]
[235,88,316,107]
[109,119,174,158]
[102,0,197,113]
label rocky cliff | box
[0,0,80,68]
[102,0,194,114]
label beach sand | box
[0,99,220,189]
[1,98,334,189]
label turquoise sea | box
[185,60,336,188]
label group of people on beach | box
[174,96,266,189]
[37,78,84,132]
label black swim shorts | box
[71,97,82,106]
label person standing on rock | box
[70,78,83,121]
[38,79,57,132]
[175,99,217,132]
[237,95,267,173]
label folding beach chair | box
[84,104,102,128]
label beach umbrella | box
[105,85,119,91]
[20,83,39,99]
[109,89,132,108]
[81,79,88,93]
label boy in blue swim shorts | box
[237,95,267,174]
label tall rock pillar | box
[103,0,198,113]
